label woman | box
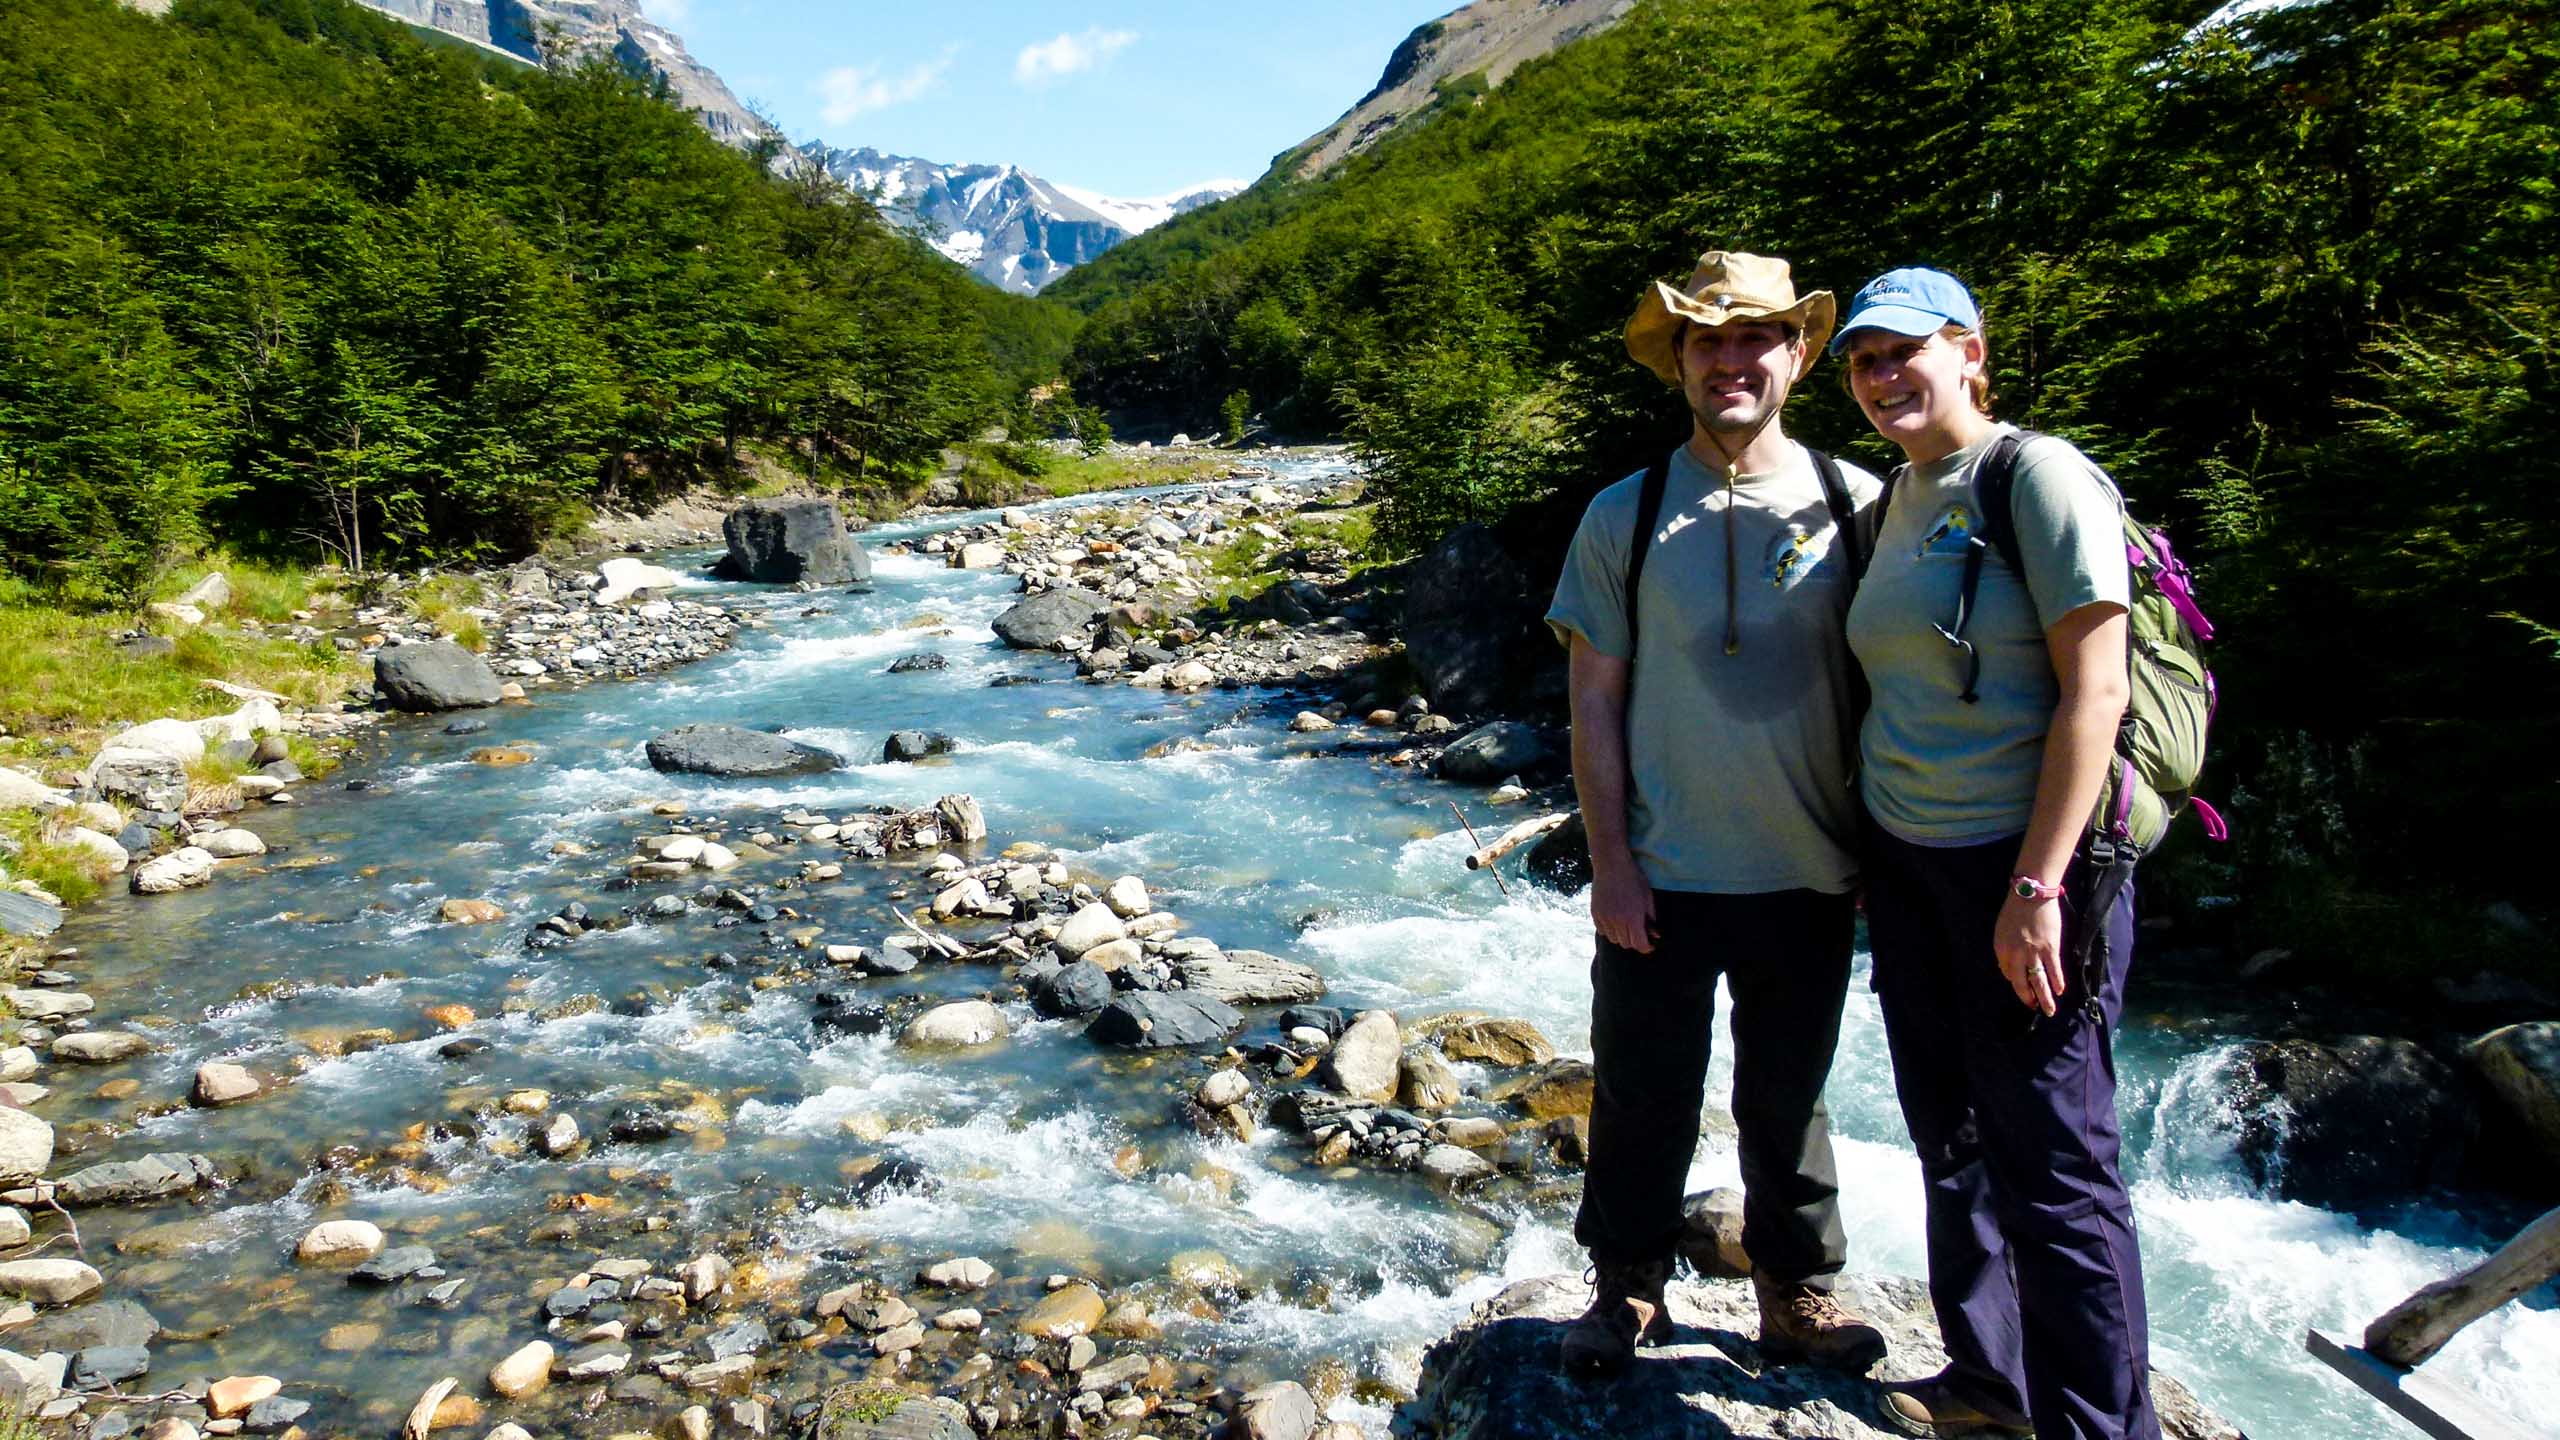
[1832,268,2160,1440]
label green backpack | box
[1877,429,2227,857]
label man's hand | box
[1992,891,2065,1016]
[1592,858,1657,955]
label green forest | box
[0,0,1068,605]
[1054,0,2559,962]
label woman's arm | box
[1994,603,2129,1014]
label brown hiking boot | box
[1878,1374,2035,1437]
[1560,1256,1674,1378]
[1753,1273,1887,1371]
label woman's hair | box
[1942,324,1992,412]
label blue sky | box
[642,1,1458,197]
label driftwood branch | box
[1465,813,1569,872]
[2365,1205,2560,1368]
[1446,802,1509,897]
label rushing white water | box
[46,458,2555,1437]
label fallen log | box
[2365,1204,2560,1367]
[1466,813,1569,871]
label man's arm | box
[1568,635,1655,954]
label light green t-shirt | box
[1546,442,1880,896]
[1846,427,2131,844]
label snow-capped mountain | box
[350,0,763,143]
[805,146,1243,294]
[338,1,1241,293]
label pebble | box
[1198,1069,1251,1110]
[205,1376,280,1421]
[920,1257,996,1291]
[192,1062,261,1107]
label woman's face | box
[1843,326,1985,459]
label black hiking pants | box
[1573,886,1855,1288]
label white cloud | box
[1014,27,1137,86]
[815,55,951,124]
[639,0,690,24]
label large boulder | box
[84,747,187,814]
[644,724,839,778]
[1173,949,1327,1007]
[107,718,205,766]
[1321,1010,1403,1102]
[720,499,867,585]
[0,767,69,813]
[2466,1022,2560,1187]
[1437,722,1551,783]
[131,847,216,895]
[812,1384,974,1440]
[992,588,1108,650]
[0,894,62,940]
[1087,992,1243,1050]
[1394,1272,2241,1440]
[374,640,503,712]
[1403,524,1540,720]
[2231,1036,2477,1207]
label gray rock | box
[720,500,867,585]
[130,847,215,895]
[71,1345,150,1388]
[1175,949,1326,1007]
[85,747,188,815]
[2231,1036,2477,1207]
[1437,721,1549,783]
[349,1246,437,1285]
[2466,1022,2560,1173]
[1237,1381,1319,1440]
[991,588,1108,649]
[0,893,63,940]
[54,1152,216,1207]
[1054,903,1126,959]
[644,724,839,778]
[1402,524,1539,719]
[812,1385,975,1440]
[701,1319,769,1360]
[10,1299,159,1354]
[242,1396,310,1433]
[1087,991,1243,1050]
[0,1349,65,1410]
[1395,1272,2242,1439]
[52,1029,152,1062]
[374,640,503,712]
[1029,961,1113,1018]
[0,1109,51,1186]
[881,731,955,763]
[1677,1188,1751,1280]
[886,653,947,674]
[1321,1010,1403,1102]
[0,1259,103,1305]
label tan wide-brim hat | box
[1625,250,1836,386]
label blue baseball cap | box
[1828,267,1981,354]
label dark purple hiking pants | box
[1864,816,2161,1440]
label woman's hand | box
[1993,891,2065,1015]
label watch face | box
[2013,879,2038,899]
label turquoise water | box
[35,459,2556,1436]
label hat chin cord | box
[1686,374,1792,658]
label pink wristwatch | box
[2009,875,2066,902]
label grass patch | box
[0,810,108,907]
[410,574,492,650]
[1028,449,1230,499]
[1198,530,1286,616]
[0,573,358,763]
[159,553,341,624]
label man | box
[1545,250,1885,1377]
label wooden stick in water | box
[1446,801,1510,898]
[1466,813,1569,872]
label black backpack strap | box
[1947,430,2035,703]
[1623,454,1672,658]
[1809,447,1868,583]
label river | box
[32,456,2558,1437]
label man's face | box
[1676,318,1801,435]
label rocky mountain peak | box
[1285,0,1637,177]
[350,0,764,142]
